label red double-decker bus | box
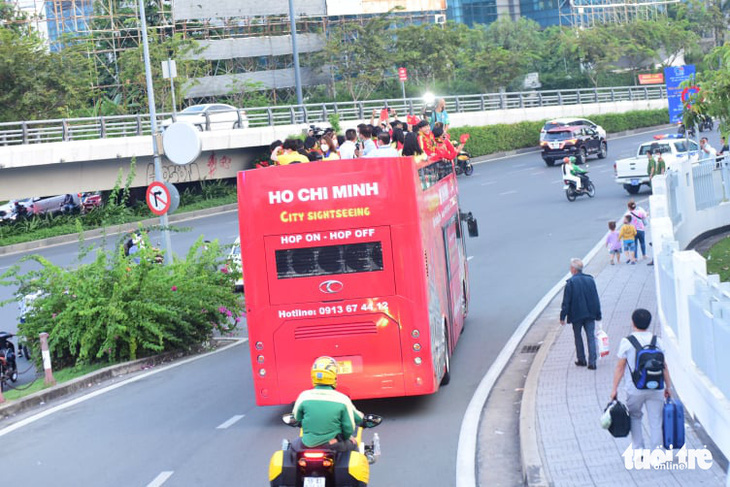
[236,157,477,406]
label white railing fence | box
[650,155,730,464]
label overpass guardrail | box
[0,85,667,147]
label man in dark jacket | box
[560,258,602,369]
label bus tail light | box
[255,341,264,350]
[257,355,265,364]
[414,357,422,365]
[413,343,421,351]
[411,330,420,338]
[259,368,266,376]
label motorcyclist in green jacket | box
[562,156,589,191]
[291,356,363,452]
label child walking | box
[619,214,637,264]
[606,221,622,265]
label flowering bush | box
[1,231,243,369]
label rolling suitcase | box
[662,397,685,449]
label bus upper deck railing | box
[0,85,667,147]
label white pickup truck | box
[614,135,699,194]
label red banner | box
[638,73,664,85]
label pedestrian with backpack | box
[609,308,672,450]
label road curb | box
[0,337,243,422]
[517,238,613,487]
[457,228,608,487]
[0,203,239,257]
[519,316,562,487]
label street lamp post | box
[137,0,173,265]
[288,0,304,108]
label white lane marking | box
[455,232,608,487]
[512,163,527,168]
[499,190,518,196]
[147,471,174,487]
[0,340,248,438]
[216,414,245,429]
[480,181,497,186]
[530,171,544,176]
[467,256,474,261]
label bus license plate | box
[337,361,353,374]
[631,179,639,186]
[304,478,326,487]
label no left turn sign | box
[146,181,171,216]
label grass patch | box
[2,362,111,401]
[704,236,730,282]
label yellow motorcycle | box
[269,413,382,487]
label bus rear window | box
[275,242,384,279]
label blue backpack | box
[627,335,665,390]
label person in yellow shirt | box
[319,134,340,161]
[277,139,310,165]
[619,214,638,264]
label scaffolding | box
[5,0,444,102]
[558,0,678,28]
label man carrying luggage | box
[609,308,672,450]
[560,257,602,369]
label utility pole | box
[138,0,173,265]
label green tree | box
[316,14,395,101]
[393,22,468,86]
[0,28,95,122]
[467,47,530,91]
[698,45,730,135]
[116,33,203,113]
[563,26,622,87]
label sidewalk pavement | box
[523,246,728,486]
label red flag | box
[407,115,420,126]
[380,108,389,122]
[459,133,471,144]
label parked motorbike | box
[699,115,714,132]
[564,175,595,201]
[677,122,696,138]
[454,149,474,176]
[269,413,382,487]
[0,331,20,390]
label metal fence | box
[666,170,682,225]
[692,157,723,211]
[0,85,666,147]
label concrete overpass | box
[0,86,667,199]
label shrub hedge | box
[449,108,670,158]
[2,234,242,369]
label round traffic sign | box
[146,181,171,216]
[681,85,700,104]
[162,121,202,165]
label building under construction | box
[558,0,678,28]
[6,0,446,102]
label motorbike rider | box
[291,356,364,452]
[562,156,589,191]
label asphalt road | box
[0,126,720,486]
